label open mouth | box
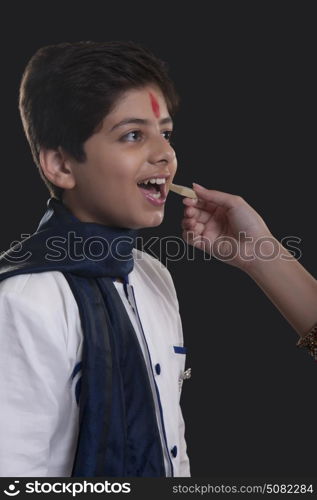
[137,176,168,200]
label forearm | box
[246,238,317,337]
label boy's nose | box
[148,136,176,165]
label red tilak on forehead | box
[149,92,160,118]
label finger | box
[184,206,207,219]
[182,229,202,246]
[181,217,197,231]
[184,205,217,223]
[183,196,219,213]
[193,183,242,210]
[195,206,218,223]
[181,216,205,238]
[181,218,207,239]
[182,220,205,237]
[182,197,198,207]
[182,230,209,253]
[183,206,197,218]
[190,221,205,235]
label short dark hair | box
[19,40,180,200]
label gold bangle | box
[296,323,317,360]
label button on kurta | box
[155,363,161,375]
[171,445,178,458]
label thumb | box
[193,183,239,210]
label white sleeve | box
[0,289,72,477]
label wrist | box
[243,237,292,278]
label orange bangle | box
[296,323,317,360]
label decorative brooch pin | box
[179,368,192,390]
[181,368,192,380]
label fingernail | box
[192,182,203,189]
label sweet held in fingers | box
[169,183,197,199]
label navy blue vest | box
[0,198,165,477]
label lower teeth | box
[137,184,162,199]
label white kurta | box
[0,249,190,477]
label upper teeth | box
[138,178,166,185]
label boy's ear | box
[39,147,76,189]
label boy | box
[0,41,190,477]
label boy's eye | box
[121,130,174,142]
[122,130,142,141]
[163,130,173,142]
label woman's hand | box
[182,183,317,339]
[181,183,274,271]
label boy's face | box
[62,85,177,229]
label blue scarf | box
[0,198,165,477]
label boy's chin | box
[129,213,165,230]
[130,221,164,230]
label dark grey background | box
[1,3,316,477]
